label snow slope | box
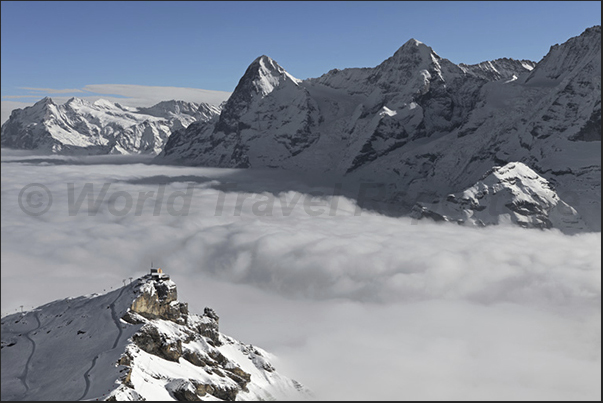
[0,98,221,155]
[1,274,310,401]
[159,26,601,232]
[410,162,588,233]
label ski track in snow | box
[110,288,126,349]
[18,311,41,397]
[80,355,100,401]
[79,286,127,401]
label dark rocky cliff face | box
[127,276,188,323]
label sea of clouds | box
[1,150,600,400]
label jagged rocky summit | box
[158,26,601,232]
[0,98,221,155]
[0,272,310,401]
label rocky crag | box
[1,273,310,401]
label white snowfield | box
[0,275,311,401]
[411,161,588,233]
[0,97,220,155]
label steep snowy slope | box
[161,55,320,168]
[410,162,588,233]
[1,273,310,401]
[1,98,221,155]
[159,26,601,231]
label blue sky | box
[1,1,601,102]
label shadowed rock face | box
[132,324,184,362]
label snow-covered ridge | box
[0,97,221,155]
[459,58,537,81]
[249,55,302,97]
[410,162,588,234]
[0,273,310,401]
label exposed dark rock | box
[132,324,183,362]
[129,279,184,323]
[166,379,202,401]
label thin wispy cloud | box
[2,95,53,99]
[81,84,231,106]
[19,87,85,94]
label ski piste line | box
[19,310,41,396]
[79,285,128,401]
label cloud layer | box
[1,151,600,400]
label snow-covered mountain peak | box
[404,38,423,46]
[203,55,307,140]
[92,98,120,109]
[65,96,84,104]
[1,95,222,155]
[525,24,601,84]
[1,272,311,401]
[27,97,57,113]
[243,55,300,97]
[11,96,58,121]
[38,96,55,106]
[411,162,588,233]
[390,37,439,64]
[251,54,277,68]
[484,162,540,182]
[64,96,96,110]
[396,37,430,52]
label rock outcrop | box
[0,273,311,401]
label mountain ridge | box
[410,161,588,233]
[1,97,221,155]
[158,25,600,231]
[1,272,310,401]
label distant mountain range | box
[1,98,220,155]
[2,26,600,232]
[1,273,310,401]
